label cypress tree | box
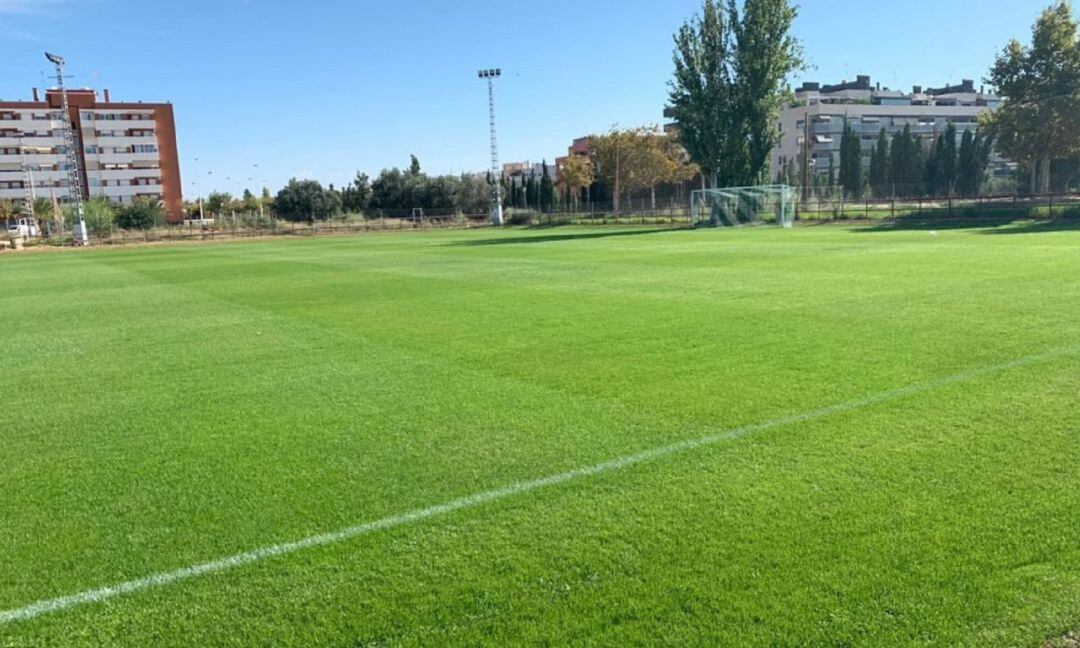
[942,123,958,195]
[838,120,863,198]
[869,128,890,197]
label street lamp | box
[477,68,503,226]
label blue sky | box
[0,0,1045,198]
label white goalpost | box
[690,185,797,228]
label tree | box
[341,172,371,213]
[669,0,802,188]
[72,197,115,235]
[729,0,804,185]
[924,123,959,196]
[274,179,340,222]
[205,192,232,217]
[956,130,996,196]
[590,128,646,214]
[869,128,890,197]
[409,155,421,177]
[889,126,925,196]
[942,123,958,194]
[839,119,862,198]
[986,1,1080,193]
[240,189,260,213]
[0,199,15,223]
[115,198,164,230]
[539,161,555,212]
[453,174,489,214]
[31,196,63,235]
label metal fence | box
[14,191,1080,250]
[794,192,1080,224]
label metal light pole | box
[477,68,504,226]
[45,52,89,246]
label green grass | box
[1,224,1078,646]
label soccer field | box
[1,224,1078,646]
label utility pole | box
[478,68,504,226]
[45,52,89,246]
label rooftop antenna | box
[45,51,89,246]
[477,68,504,226]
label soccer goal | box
[690,185,796,228]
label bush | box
[116,199,164,230]
[67,198,115,236]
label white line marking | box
[1,346,1076,626]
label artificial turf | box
[0,224,1077,646]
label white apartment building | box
[0,88,182,221]
[773,76,1014,189]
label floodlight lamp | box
[45,52,65,66]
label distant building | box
[773,75,1014,188]
[502,160,557,185]
[0,87,183,221]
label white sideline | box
[1,346,1076,626]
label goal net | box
[690,185,796,228]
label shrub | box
[115,199,164,230]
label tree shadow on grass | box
[979,218,1080,234]
[449,227,684,246]
[850,215,1020,233]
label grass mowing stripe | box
[1,344,1076,627]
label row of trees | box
[500,162,558,212]
[586,126,699,214]
[826,124,996,198]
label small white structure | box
[5,217,39,238]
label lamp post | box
[194,157,205,220]
[45,51,88,245]
[477,68,503,226]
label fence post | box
[1048,193,1053,219]
[891,198,895,221]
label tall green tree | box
[869,128,890,197]
[956,129,996,196]
[669,0,802,188]
[341,172,371,213]
[729,0,804,185]
[889,126,925,196]
[539,161,555,212]
[838,119,862,197]
[942,123,958,194]
[985,1,1080,193]
[926,123,959,196]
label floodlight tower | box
[477,68,504,226]
[45,52,89,246]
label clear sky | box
[0,0,1046,198]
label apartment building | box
[773,75,1014,187]
[502,160,559,185]
[0,88,182,221]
